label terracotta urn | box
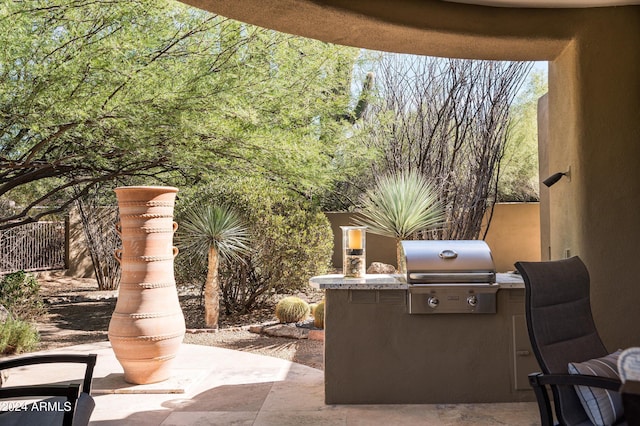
[109,186,185,384]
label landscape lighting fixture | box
[542,168,571,187]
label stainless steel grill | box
[402,240,498,314]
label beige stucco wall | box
[483,203,541,272]
[327,203,540,273]
[325,212,397,269]
[66,209,95,279]
[546,13,640,349]
[538,93,551,261]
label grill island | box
[309,240,537,405]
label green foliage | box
[177,204,251,327]
[174,248,208,295]
[336,55,532,240]
[177,205,250,264]
[275,296,310,323]
[175,178,333,314]
[0,318,40,355]
[0,0,363,228]
[498,69,548,202]
[355,170,444,272]
[355,170,444,239]
[0,271,46,321]
[314,300,325,329]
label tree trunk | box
[396,239,406,274]
[204,247,220,328]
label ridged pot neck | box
[114,186,178,193]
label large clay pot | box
[109,186,185,384]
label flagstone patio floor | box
[4,341,539,425]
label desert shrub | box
[0,271,46,320]
[175,178,333,315]
[174,249,207,293]
[0,318,40,354]
[275,296,310,323]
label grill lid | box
[401,240,496,284]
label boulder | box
[248,324,266,334]
[262,324,309,339]
[367,262,397,274]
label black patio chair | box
[0,353,97,426]
[515,257,624,426]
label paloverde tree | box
[355,55,533,240]
[0,0,364,229]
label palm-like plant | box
[178,205,250,328]
[355,170,444,273]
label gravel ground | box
[31,272,324,370]
[184,330,323,370]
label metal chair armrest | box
[529,372,554,426]
[535,372,620,391]
[529,371,622,426]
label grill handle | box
[439,249,458,259]
[408,272,496,283]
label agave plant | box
[355,170,444,273]
[177,205,250,328]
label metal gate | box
[0,221,68,274]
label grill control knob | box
[467,295,478,307]
[427,296,439,309]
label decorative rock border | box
[182,321,326,341]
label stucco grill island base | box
[310,274,536,404]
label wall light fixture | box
[542,168,571,187]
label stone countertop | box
[309,273,524,290]
[309,274,407,290]
[495,272,525,288]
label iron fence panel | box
[0,221,67,274]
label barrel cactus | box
[309,302,318,316]
[314,300,325,329]
[275,296,310,323]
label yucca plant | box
[355,170,444,273]
[178,205,250,328]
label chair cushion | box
[568,349,624,426]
